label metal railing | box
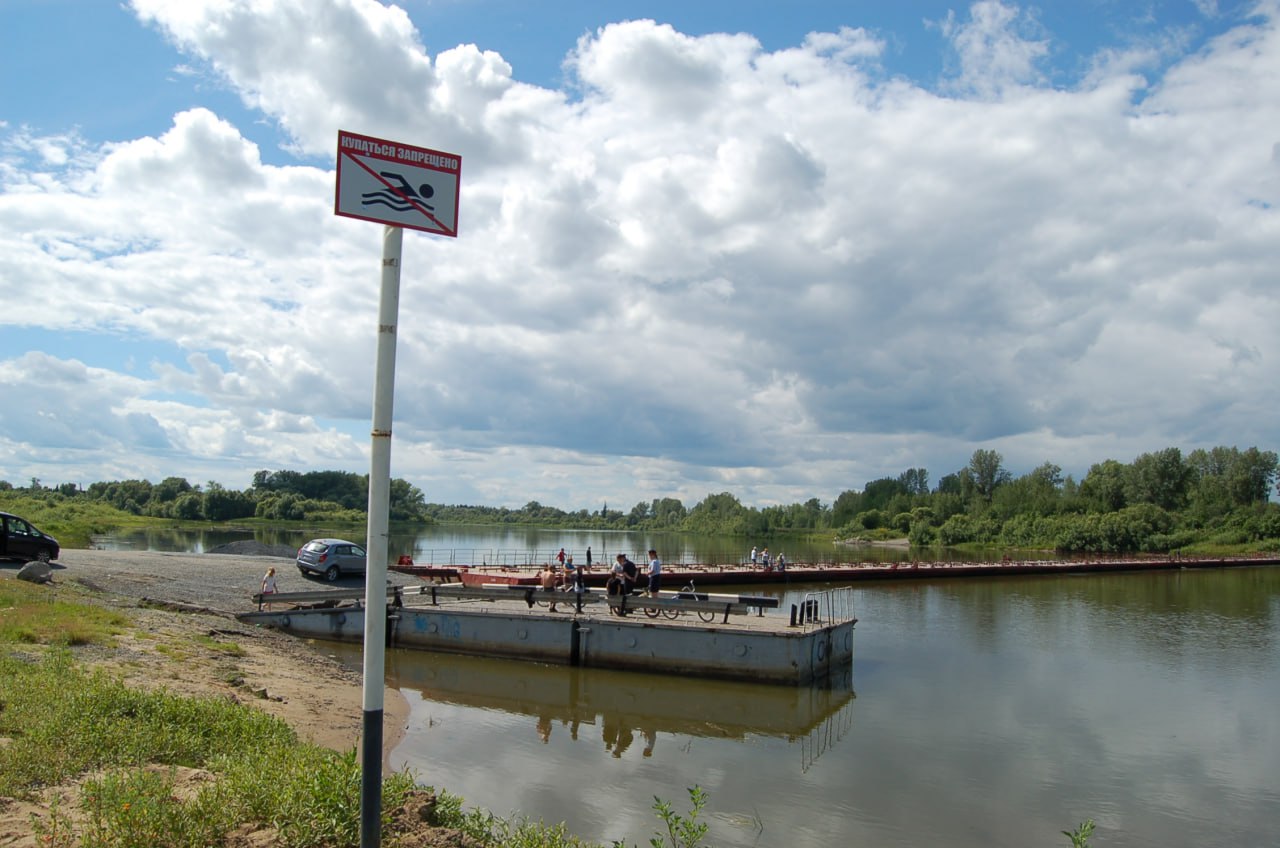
[790,587,856,631]
[395,548,807,568]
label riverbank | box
[0,549,415,846]
[37,548,414,755]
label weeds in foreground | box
[645,786,710,848]
[0,652,294,797]
[427,788,598,847]
[5,651,414,847]
[1063,819,1096,847]
[76,767,233,848]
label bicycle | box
[642,581,717,622]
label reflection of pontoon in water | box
[385,649,855,752]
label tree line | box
[2,470,429,523]
[423,445,1280,552]
[4,444,1278,553]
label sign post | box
[335,130,460,848]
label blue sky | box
[1,0,1277,509]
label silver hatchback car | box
[296,538,367,581]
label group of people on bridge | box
[536,547,662,615]
[749,545,786,572]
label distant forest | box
[4,445,1279,554]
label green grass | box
[0,579,129,646]
[0,576,610,847]
[0,651,417,847]
[0,642,718,847]
[191,633,247,656]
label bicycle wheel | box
[680,584,715,621]
[642,603,661,619]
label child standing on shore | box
[261,567,278,610]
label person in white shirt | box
[645,549,662,597]
[260,567,278,610]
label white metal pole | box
[360,224,402,848]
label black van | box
[0,511,60,563]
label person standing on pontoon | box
[644,549,662,597]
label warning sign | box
[335,130,461,236]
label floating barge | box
[390,553,1280,587]
[238,584,856,686]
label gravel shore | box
[54,546,421,614]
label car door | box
[341,544,367,574]
[5,516,38,559]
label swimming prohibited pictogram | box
[334,130,461,236]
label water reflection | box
[384,649,855,755]
[90,524,313,552]
[871,568,1280,673]
[90,524,1052,566]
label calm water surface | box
[333,567,1279,848]
[91,525,1055,565]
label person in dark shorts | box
[538,565,561,612]
[609,554,638,614]
[644,549,662,597]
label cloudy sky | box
[2,0,1277,510]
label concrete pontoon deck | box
[238,583,856,685]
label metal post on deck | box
[360,224,402,848]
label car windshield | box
[303,541,328,553]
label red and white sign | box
[335,130,461,236]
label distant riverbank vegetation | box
[3,444,1278,555]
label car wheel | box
[298,567,308,577]
[36,548,52,563]
[325,565,340,582]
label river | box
[375,567,1278,848]
[99,527,1280,846]
[90,524,1057,566]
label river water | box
[91,524,1057,566]
[101,527,1280,846]
[358,567,1279,848]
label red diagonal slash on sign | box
[343,151,453,235]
